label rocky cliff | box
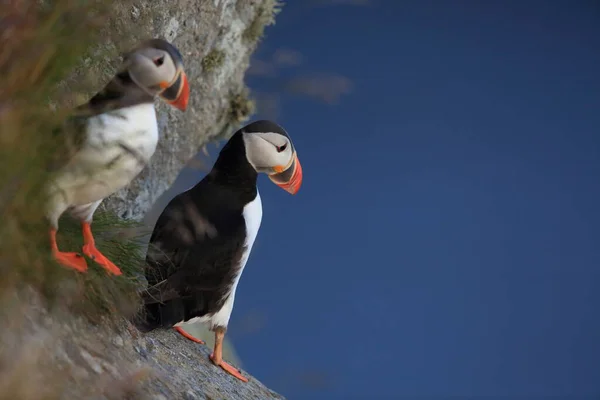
[0,0,284,398]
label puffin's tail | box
[131,300,206,345]
[131,287,188,333]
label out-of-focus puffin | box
[136,120,303,382]
[47,38,190,276]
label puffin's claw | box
[82,243,122,276]
[174,326,205,344]
[50,228,88,272]
[53,250,88,272]
[81,222,122,276]
[210,353,248,382]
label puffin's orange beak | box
[269,152,303,195]
[160,70,190,111]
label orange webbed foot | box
[82,243,122,276]
[53,251,88,272]
[174,326,205,344]
[210,353,249,382]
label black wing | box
[139,180,249,328]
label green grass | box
[47,212,149,322]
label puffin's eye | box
[154,56,165,67]
[276,143,287,153]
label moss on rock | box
[201,49,226,72]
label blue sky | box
[156,1,600,398]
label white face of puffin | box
[242,131,303,195]
[123,44,190,111]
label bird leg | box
[81,222,122,276]
[50,228,88,272]
[210,326,248,382]
[174,326,205,344]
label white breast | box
[208,190,263,328]
[51,103,159,207]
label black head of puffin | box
[122,38,190,111]
[241,120,303,195]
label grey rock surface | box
[1,289,284,400]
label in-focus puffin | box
[46,38,190,276]
[136,120,303,382]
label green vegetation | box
[48,212,148,322]
[0,1,147,396]
[243,0,283,43]
[201,48,226,72]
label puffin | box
[136,120,303,382]
[46,38,190,276]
